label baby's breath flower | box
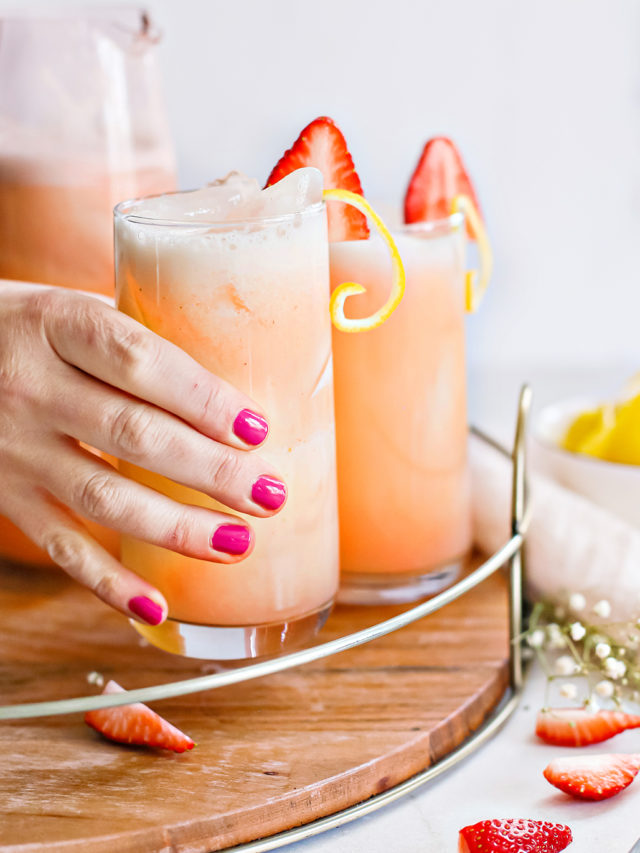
[604,657,626,680]
[547,623,566,649]
[529,594,640,709]
[593,599,612,619]
[86,671,104,687]
[559,682,578,700]
[569,593,587,613]
[526,629,545,649]
[570,622,586,641]
[555,655,579,676]
[595,680,615,699]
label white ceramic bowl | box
[532,398,640,528]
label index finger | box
[40,289,269,450]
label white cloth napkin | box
[470,433,640,621]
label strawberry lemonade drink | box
[332,140,490,603]
[267,124,490,604]
[115,169,339,658]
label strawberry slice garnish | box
[265,116,369,242]
[404,137,481,234]
[536,707,640,747]
[544,753,640,801]
[459,819,572,853]
[84,680,195,753]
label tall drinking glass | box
[0,7,176,565]
[330,213,487,604]
[114,182,339,659]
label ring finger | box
[42,365,287,518]
[34,437,255,562]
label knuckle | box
[76,471,121,521]
[93,571,120,602]
[111,324,159,383]
[210,447,244,493]
[197,378,227,424]
[0,293,52,407]
[45,530,90,571]
[164,512,197,554]
[109,405,158,458]
[25,287,62,322]
[0,356,22,404]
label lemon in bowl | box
[533,386,640,528]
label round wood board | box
[0,554,509,852]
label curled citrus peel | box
[323,188,405,333]
[451,194,493,313]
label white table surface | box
[282,365,640,853]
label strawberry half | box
[84,680,195,753]
[536,708,640,747]
[265,116,369,242]
[544,753,640,801]
[404,137,481,235]
[459,819,572,853]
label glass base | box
[131,599,334,660]
[337,559,463,606]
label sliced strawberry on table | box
[265,116,369,242]
[404,136,482,234]
[544,753,640,801]
[84,680,195,753]
[536,707,640,747]
[458,818,572,853]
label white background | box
[7,0,640,379]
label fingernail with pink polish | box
[211,523,252,555]
[252,475,287,511]
[128,595,164,626]
[233,409,269,446]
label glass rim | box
[397,212,464,236]
[114,194,326,230]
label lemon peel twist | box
[323,188,406,333]
[451,194,493,313]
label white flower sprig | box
[523,593,640,709]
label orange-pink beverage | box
[330,217,471,603]
[0,157,175,294]
[115,169,339,659]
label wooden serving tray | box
[0,555,509,852]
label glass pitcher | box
[0,7,176,565]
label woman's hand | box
[0,281,286,625]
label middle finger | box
[44,365,287,517]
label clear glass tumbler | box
[114,196,339,659]
[330,214,475,604]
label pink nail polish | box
[252,475,287,511]
[129,595,164,626]
[211,524,252,555]
[233,409,269,446]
